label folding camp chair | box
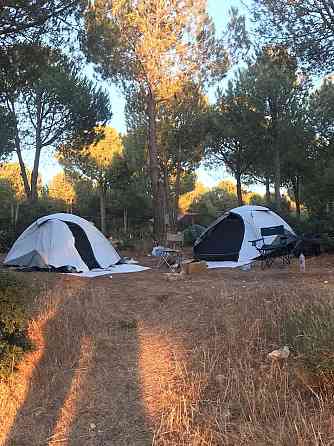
[157,232,184,272]
[249,225,295,269]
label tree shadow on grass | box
[4,279,153,446]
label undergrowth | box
[0,272,34,379]
[153,285,334,445]
[281,299,334,394]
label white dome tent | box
[4,213,121,272]
[193,205,296,266]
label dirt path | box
[1,255,334,445]
[0,259,196,446]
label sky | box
[22,0,249,189]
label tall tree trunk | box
[271,101,281,210]
[265,177,271,204]
[274,147,281,210]
[14,202,19,231]
[162,163,175,232]
[293,176,301,218]
[30,92,43,202]
[99,185,106,234]
[174,158,182,221]
[147,90,166,240]
[123,208,128,233]
[10,203,14,228]
[8,98,31,199]
[236,173,243,206]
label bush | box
[183,224,206,245]
[0,272,33,379]
[282,300,334,390]
[0,229,15,252]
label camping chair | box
[157,232,184,272]
[249,225,294,269]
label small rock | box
[119,319,138,330]
[222,408,232,420]
[89,423,96,430]
[165,273,183,281]
[268,346,290,360]
[215,374,225,386]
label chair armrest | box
[249,238,263,247]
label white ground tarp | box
[206,261,253,269]
[69,264,150,277]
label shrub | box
[282,300,334,390]
[0,229,15,252]
[0,272,33,379]
[183,224,206,246]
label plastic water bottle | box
[299,253,306,272]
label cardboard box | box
[182,260,207,275]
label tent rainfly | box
[4,213,121,272]
[193,205,296,263]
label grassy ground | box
[1,254,334,445]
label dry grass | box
[1,255,334,445]
[153,284,334,445]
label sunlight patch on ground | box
[0,304,57,446]
[137,325,185,421]
[48,336,94,446]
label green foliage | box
[1,43,111,201]
[0,1,84,45]
[158,81,209,174]
[0,178,15,203]
[189,184,239,226]
[251,0,334,74]
[0,273,33,379]
[83,0,228,238]
[0,229,16,253]
[58,126,123,188]
[207,71,265,202]
[109,130,152,219]
[183,224,206,246]
[13,199,66,236]
[206,46,311,209]
[72,179,100,218]
[0,106,15,160]
[0,163,32,202]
